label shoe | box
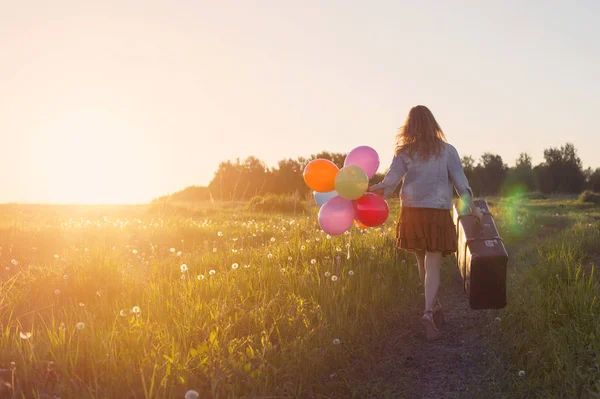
[422,311,441,341]
[433,300,445,328]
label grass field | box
[0,196,598,398]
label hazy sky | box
[1,0,599,203]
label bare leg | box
[414,250,425,284]
[424,251,442,312]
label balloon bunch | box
[303,146,389,235]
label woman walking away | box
[369,105,482,341]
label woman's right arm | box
[447,145,482,220]
[368,153,407,198]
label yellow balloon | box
[335,165,369,200]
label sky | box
[1,0,599,204]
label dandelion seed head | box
[231,263,239,270]
[63,274,69,280]
[54,254,59,259]
[180,264,188,273]
[180,274,186,280]
[119,309,127,317]
[495,317,501,322]
[348,270,354,276]
[5,267,9,271]
[79,302,85,307]
[324,271,331,277]
[267,253,273,259]
[310,259,316,265]
[333,338,340,345]
[331,275,338,281]
[197,274,205,280]
[20,332,32,340]
[185,390,200,399]
[11,259,18,266]
[177,251,182,256]
[518,370,525,377]
[209,269,216,275]
[270,237,275,242]
[288,256,293,261]
[54,289,60,295]
[301,245,306,251]
[132,249,138,254]
[170,248,176,253]
[243,264,250,268]
[76,322,85,330]
[217,231,223,237]
[326,234,331,239]
[132,306,141,314]
[212,248,217,253]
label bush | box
[247,195,307,214]
[579,190,600,204]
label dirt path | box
[343,266,497,399]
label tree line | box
[162,143,600,202]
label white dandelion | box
[231,263,239,270]
[301,245,306,251]
[177,251,182,257]
[197,274,205,280]
[333,338,340,345]
[288,256,293,261]
[180,274,186,280]
[54,289,60,295]
[209,269,216,276]
[180,264,188,273]
[185,390,200,399]
[310,259,317,265]
[76,322,85,330]
[518,370,525,377]
[212,248,217,253]
[325,271,331,277]
[270,237,276,242]
[132,306,141,314]
[348,270,354,276]
[19,332,32,340]
[217,231,223,237]
[63,274,69,280]
[267,253,273,259]
[119,309,127,317]
[11,259,18,266]
[170,248,176,253]
[331,275,338,281]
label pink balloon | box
[318,196,355,235]
[344,146,380,178]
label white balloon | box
[314,190,338,207]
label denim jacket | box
[369,142,473,209]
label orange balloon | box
[303,159,339,192]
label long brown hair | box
[395,105,447,159]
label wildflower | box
[119,309,127,317]
[212,248,217,253]
[315,237,321,242]
[170,248,176,253]
[326,235,331,239]
[217,231,223,237]
[288,256,293,261]
[197,274,205,280]
[177,251,182,256]
[132,306,140,314]
[180,264,188,273]
[301,245,306,251]
[209,269,216,275]
[331,275,338,281]
[310,259,316,265]
[518,370,525,377]
[54,289,60,295]
[333,338,340,345]
[348,270,354,276]
[231,263,239,270]
[185,390,200,399]
[76,322,85,330]
[270,237,275,242]
[11,259,18,266]
[19,332,32,340]
[325,271,331,277]
[267,253,273,259]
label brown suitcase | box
[453,199,508,310]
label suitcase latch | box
[485,240,498,247]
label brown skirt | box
[396,207,458,257]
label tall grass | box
[488,219,600,398]
[0,204,422,398]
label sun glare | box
[28,108,150,204]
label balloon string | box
[347,229,352,260]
